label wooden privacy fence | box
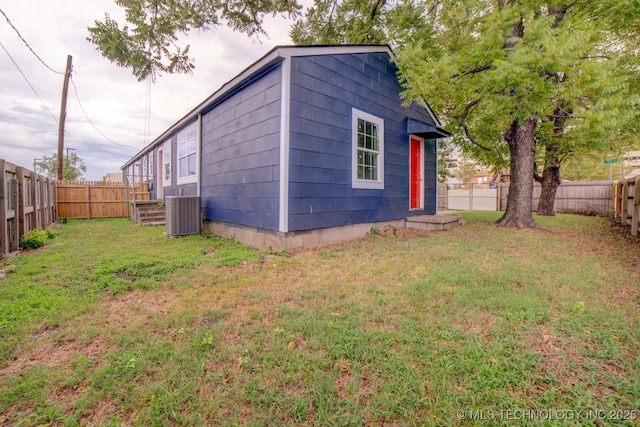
[1,159,57,259]
[57,180,149,219]
[498,181,613,214]
[613,176,640,237]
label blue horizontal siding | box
[199,66,282,230]
[163,184,197,198]
[287,52,437,231]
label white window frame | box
[142,155,148,181]
[177,123,198,185]
[134,162,141,183]
[163,141,171,187]
[352,108,384,189]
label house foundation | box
[204,214,462,252]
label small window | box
[177,124,198,184]
[135,162,141,183]
[352,108,384,189]
[163,142,171,186]
[142,156,148,181]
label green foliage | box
[290,0,387,44]
[437,140,454,182]
[19,228,51,250]
[88,0,302,81]
[454,158,478,183]
[290,0,434,48]
[35,153,87,180]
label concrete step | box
[139,211,165,219]
[134,203,165,226]
[405,214,464,231]
[139,220,166,227]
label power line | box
[1,41,129,159]
[71,138,133,158]
[70,75,138,151]
[0,40,59,123]
[0,7,65,75]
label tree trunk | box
[537,105,570,216]
[536,149,561,216]
[496,118,539,228]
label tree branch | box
[452,64,491,80]
[581,54,612,60]
[454,99,492,151]
[533,161,543,183]
[370,0,385,21]
[548,1,578,28]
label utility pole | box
[57,54,72,181]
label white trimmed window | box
[135,162,141,183]
[142,156,148,181]
[352,108,384,189]
[177,124,198,184]
[163,142,171,186]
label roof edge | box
[122,44,433,169]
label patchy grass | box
[1,215,639,426]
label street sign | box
[603,159,619,164]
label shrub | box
[19,228,50,250]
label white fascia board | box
[278,53,291,233]
[277,45,392,58]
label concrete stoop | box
[405,214,464,231]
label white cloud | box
[0,0,304,180]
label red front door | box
[410,137,423,209]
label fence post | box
[0,159,6,258]
[85,183,91,220]
[444,184,448,210]
[17,167,26,238]
[632,176,639,237]
[612,181,618,220]
[622,179,629,226]
[616,180,622,223]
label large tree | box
[395,0,638,225]
[529,2,639,215]
[88,0,302,81]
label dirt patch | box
[100,288,181,329]
[529,327,584,387]
[614,284,640,312]
[460,311,495,341]
[525,326,631,398]
[0,288,182,383]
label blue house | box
[122,45,451,250]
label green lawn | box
[0,214,638,426]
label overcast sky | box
[0,1,303,180]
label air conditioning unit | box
[165,196,201,236]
